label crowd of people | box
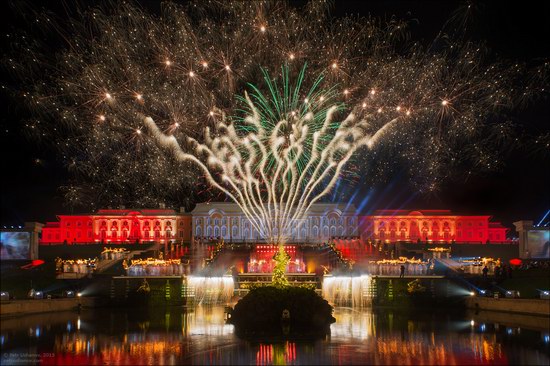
[126,258,186,276]
[100,247,129,260]
[55,257,97,274]
[365,257,433,276]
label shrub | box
[230,286,335,332]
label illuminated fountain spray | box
[322,275,372,307]
[145,67,397,246]
[187,276,234,304]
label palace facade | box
[39,203,509,245]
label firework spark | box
[6,1,547,209]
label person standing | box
[482,265,489,278]
[400,264,405,278]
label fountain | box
[322,275,372,307]
[186,276,235,305]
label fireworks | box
[146,65,392,243]
[7,1,547,209]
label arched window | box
[214,219,219,226]
[323,226,329,237]
[232,226,238,238]
[196,226,202,237]
[207,227,212,237]
[222,226,227,237]
[330,227,336,236]
[179,221,184,227]
[330,218,336,226]
[214,227,219,237]
[312,226,319,237]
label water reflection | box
[1,306,549,365]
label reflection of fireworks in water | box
[8,1,546,208]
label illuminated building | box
[39,204,508,245]
[361,210,509,244]
[40,208,191,245]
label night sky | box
[1,0,549,229]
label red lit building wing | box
[40,209,192,245]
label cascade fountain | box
[187,276,235,304]
[322,275,372,307]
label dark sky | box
[1,0,549,229]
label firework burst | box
[6,0,547,209]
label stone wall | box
[1,297,102,317]
[466,296,549,316]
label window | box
[222,227,227,237]
[214,219,219,226]
[179,230,184,237]
[196,227,202,236]
[66,222,71,226]
[232,226,238,237]
[88,221,92,226]
[77,221,81,226]
[88,231,92,237]
[179,221,184,227]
